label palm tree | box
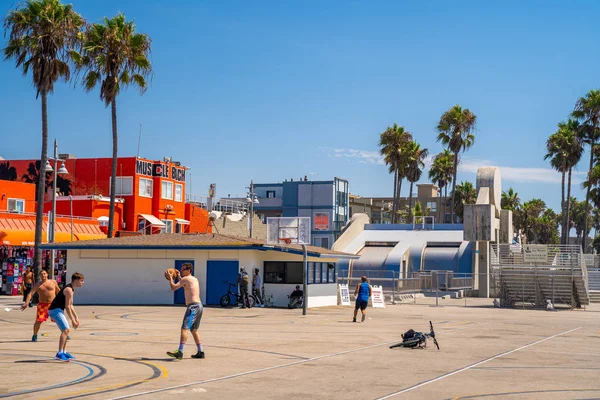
[379,124,412,223]
[428,149,454,224]
[73,13,152,237]
[571,90,600,251]
[4,0,83,279]
[436,105,477,223]
[501,188,520,211]
[453,181,477,221]
[404,140,429,222]
[544,120,583,243]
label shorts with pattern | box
[181,302,203,330]
[36,302,51,322]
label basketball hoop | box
[279,238,292,245]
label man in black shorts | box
[166,264,205,359]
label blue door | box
[174,260,194,305]
[206,260,239,305]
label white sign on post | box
[371,285,385,308]
[523,244,548,263]
[339,284,351,306]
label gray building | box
[252,177,349,249]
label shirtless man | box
[166,263,205,359]
[22,266,34,307]
[21,269,60,342]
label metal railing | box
[186,194,249,214]
[490,244,583,268]
[0,210,96,221]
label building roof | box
[40,233,359,259]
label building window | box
[313,237,329,248]
[160,220,173,233]
[139,178,153,198]
[308,263,315,284]
[266,190,276,198]
[175,184,183,202]
[162,181,173,200]
[7,199,24,214]
[314,263,321,283]
[110,176,133,196]
[327,263,335,283]
[426,201,437,212]
[264,262,303,284]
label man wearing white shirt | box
[253,268,264,307]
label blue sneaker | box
[55,352,69,361]
[31,334,37,342]
[64,352,75,360]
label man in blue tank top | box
[353,276,372,322]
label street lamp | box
[45,139,69,279]
[246,180,259,238]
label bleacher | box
[491,244,590,308]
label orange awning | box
[0,229,47,246]
[73,233,107,241]
[0,230,106,245]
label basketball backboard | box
[266,217,311,245]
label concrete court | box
[0,296,599,400]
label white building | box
[43,233,357,308]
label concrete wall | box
[463,204,496,242]
[69,248,339,307]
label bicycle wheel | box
[248,295,256,308]
[220,294,231,307]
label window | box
[314,263,321,283]
[327,263,335,283]
[266,190,276,198]
[308,263,315,284]
[139,178,153,197]
[175,184,183,202]
[321,263,327,282]
[313,237,329,249]
[110,177,133,196]
[162,181,173,200]
[264,262,303,284]
[7,199,24,213]
[160,220,173,233]
[426,201,437,212]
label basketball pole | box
[302,243,307,316]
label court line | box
[110,325,471,400]
[375,327,582,400]
[450,388,600,399]
[0,354,96,398]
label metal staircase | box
[491,244,590,308]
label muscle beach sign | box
[136,159,185,182]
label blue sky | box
[1,0,599,212]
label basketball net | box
[279,238,292,245]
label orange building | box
[1,156,209,235]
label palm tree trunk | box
[582,140,595,252]
[408,181,414,222]
[397,175,403,223]
[450,153,458,223]
[444,185,448,223]
[560,170,565,244]
[33,90,49,281]
[108,98,118,238]
[391,168,398,224]
[566,168,573,246]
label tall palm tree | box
[405,140,429,222]
[436,105,477,223]
[428,149,454,224]
[73,13,152,237]
[501,188,520,211]
[379,124,412,223]
[4,0,83,279]
[453,181,477,221]
[571,90,600,251]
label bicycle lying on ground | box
[389,321,440,350]
[219,281,256,308]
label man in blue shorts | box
[48,272,84,361]
[353,276,372,323]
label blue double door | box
[205,260,239,305]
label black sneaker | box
[191,351,205,359]
[352,317,356,322]
[167,350,183,360]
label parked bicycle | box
[220,281,256,308]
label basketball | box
[164,268,180,281]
